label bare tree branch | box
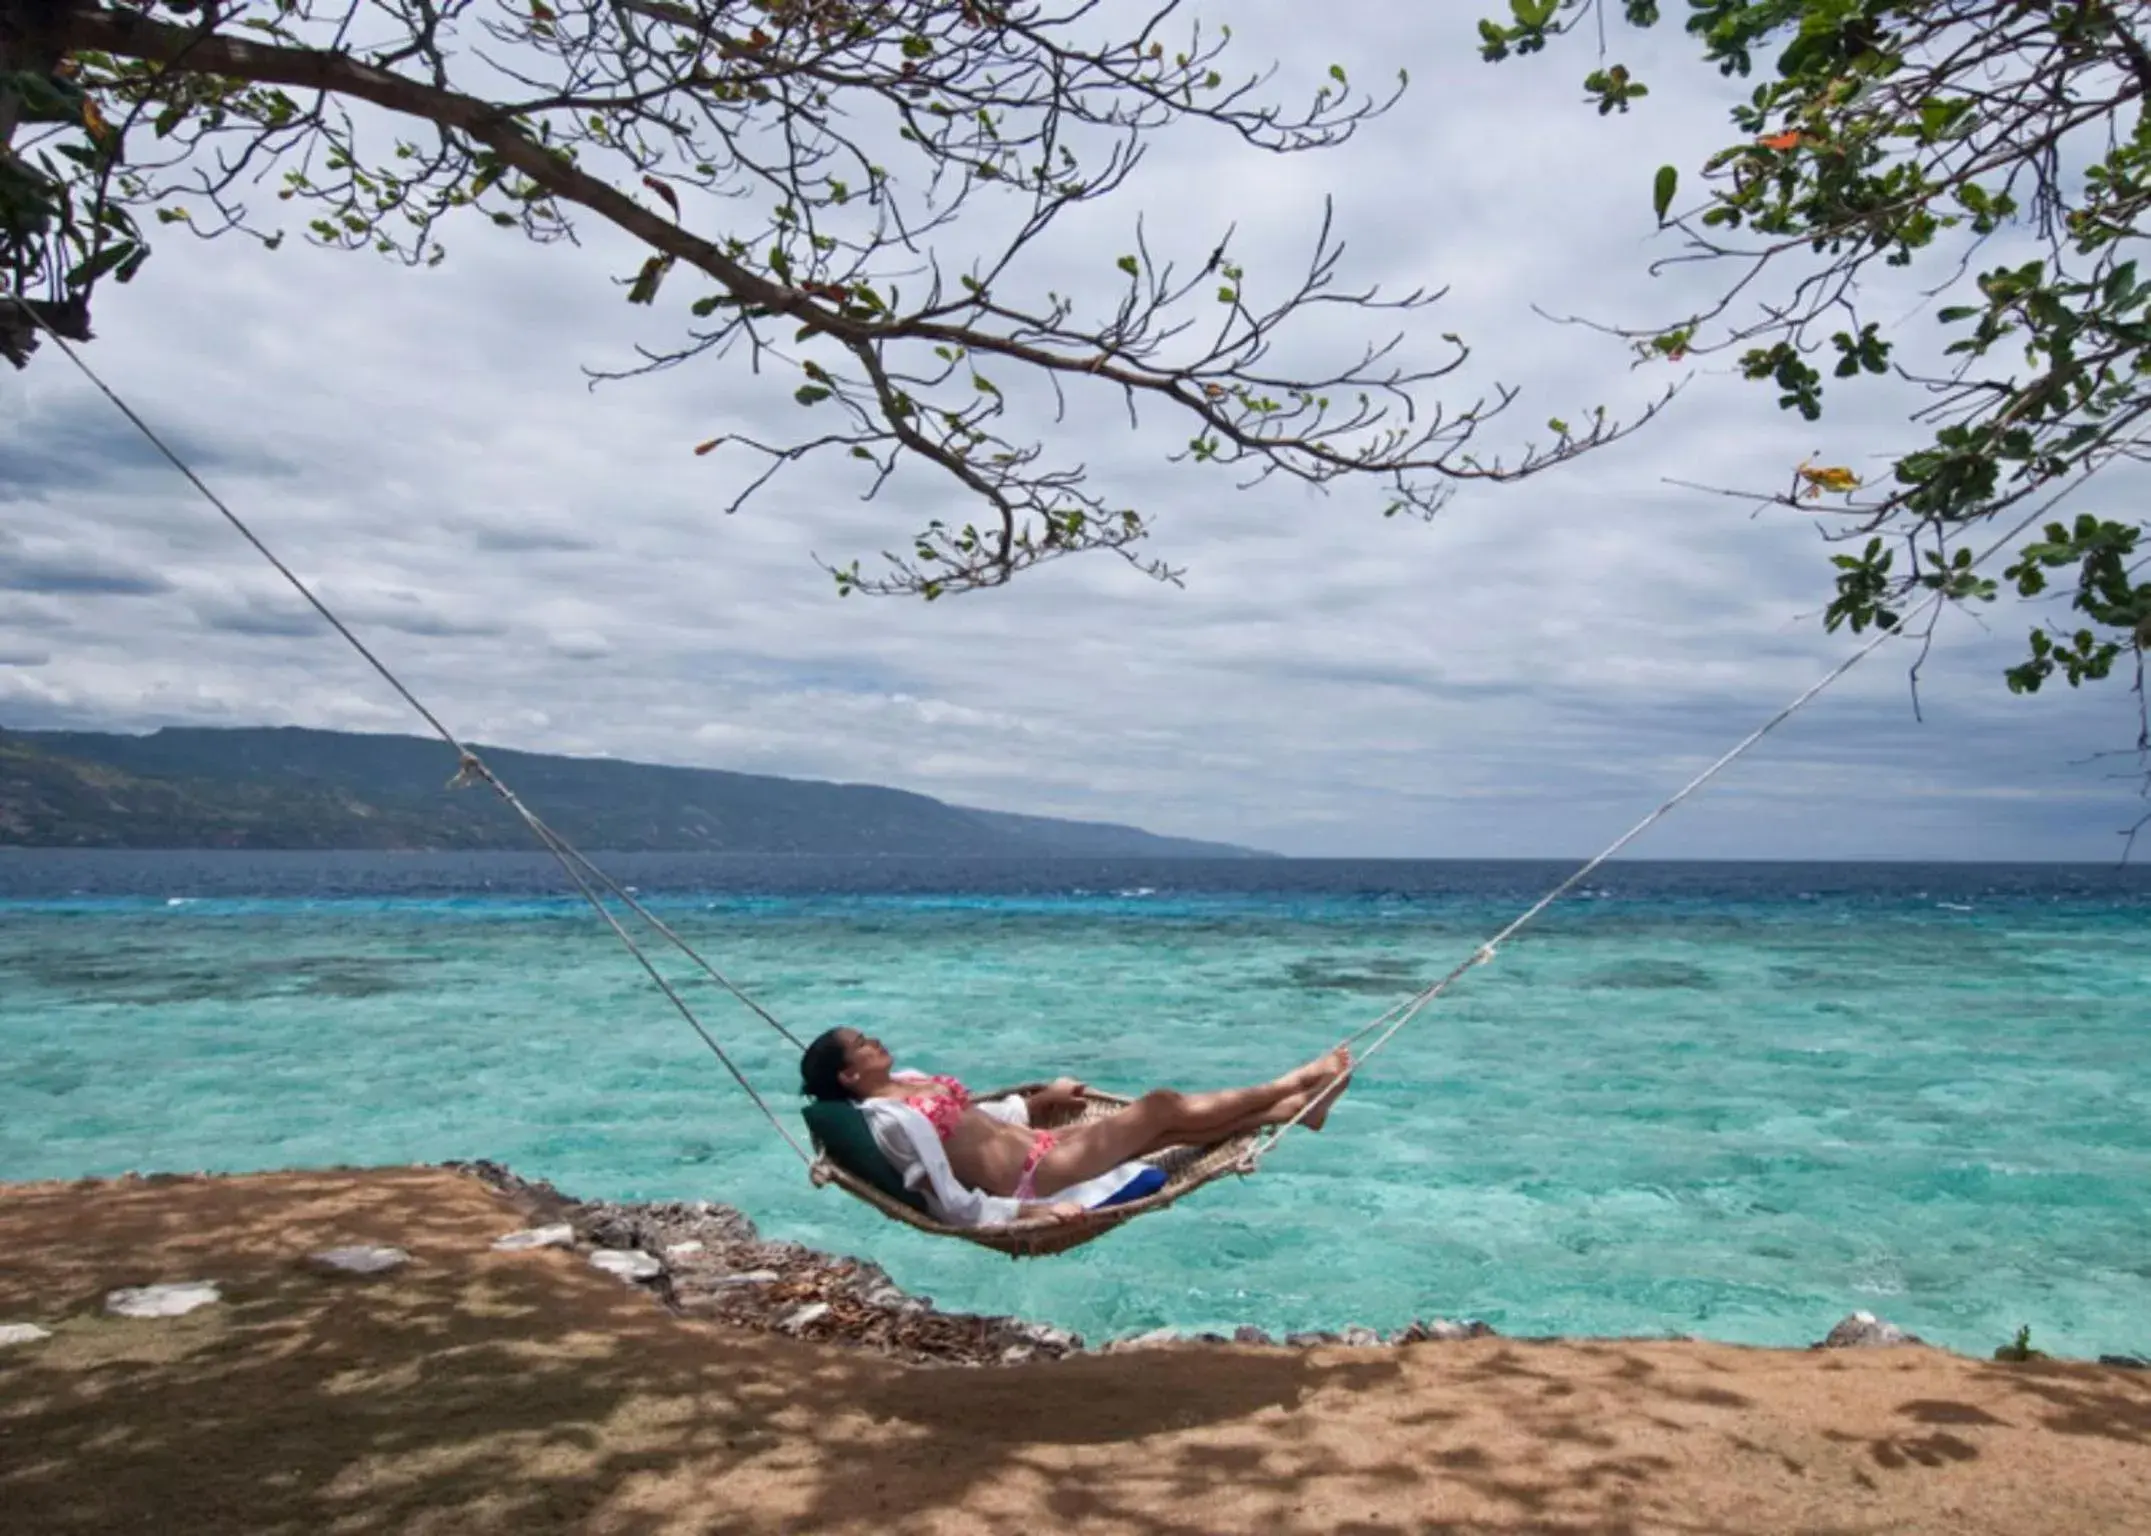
[8,0,1666,596]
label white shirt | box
[856,1071,1156,1228]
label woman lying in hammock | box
[799,1027,1352,1227]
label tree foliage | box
[0,0,1653,598]
[1484,0,2151,747]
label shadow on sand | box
[3,1168,2148,1536]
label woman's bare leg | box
[1136,1064,1352,1151]
[1032,1050,1350,1192]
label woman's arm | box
[1022,1077,1087,1118]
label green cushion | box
[802,1100,927,1213]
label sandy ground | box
[1,1167,2147,1535]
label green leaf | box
[1652,164,1678,223]
[794,384,832,406]
[65,241,140,289]
[4,70,83,124]
[1116,254,1138,277]
[626,254,672,305]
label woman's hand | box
[1031,1076,1087,1112]
[1017,1200,1086,1223]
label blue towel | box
[1097,1164,1168,1207]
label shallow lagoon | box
[4,851,2146,1357]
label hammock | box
[806,1084,1258,1258]
[28,301,2030,1258]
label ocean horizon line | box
[3,847,2146,868]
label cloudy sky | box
[2,4,2142,860]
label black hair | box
[800,1027,858,1102]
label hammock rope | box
[1247,476,2089,1168]
[25,310,813,1165]
[24,294,2086,1242]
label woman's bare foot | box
[1286,1045,1351,1093]
[1299,1050,1353,1130]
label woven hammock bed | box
[806,1083,1260,1258]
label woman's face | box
[839,1029,893,1089]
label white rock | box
[708,1269,782,1287]
[0,1324,52,1347]
[310,1245,409,1275]
[780,1302,831,1332]
[663,1240,705,1257]
[1340,1325,1383,1347]
[1118,1327,1182,1350]
[1000,1344,1036,1363]
[1821,1310,1920,1348]
[589,1249,663,1282]
[105,1282,220,1319]
[1402,1318,1497,1342]
[492,1224,575,1252]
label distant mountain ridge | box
[0,725,1266,857]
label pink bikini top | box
[905,1073,972,1142]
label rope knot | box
[1474,943,1499,967]
[447,751,486,791]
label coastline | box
[441,1161,2151,1369]
[4,1162,2150,1534]
[12,1158,2151,1369]
[446,1158,1524,1362]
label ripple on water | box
[1,860,2147,1358]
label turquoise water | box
[2,853,2147,1359]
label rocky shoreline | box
[447,1160,2151,1372]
